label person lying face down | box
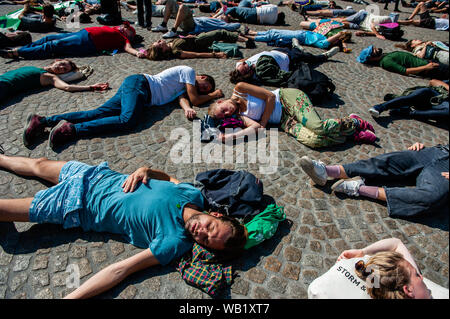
[0,154,247,299]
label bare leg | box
[306,10,333,17]
[408,2,426,19]
[377,188,387,202]
[0,154,66,184]
[0,198,33,222]
[172,4,188,31]
[163,0,174,24]
[397,19,421,26]
[337,165,349,179]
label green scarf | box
[244,204,286,250]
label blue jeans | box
[44,75,151,136]
[373,87,449,120]
[343,145,449,217]
[344,10,367,25]
[374,88,439,112]
[255,29,330,49]
[238,0,253,7]
[17,29,97,60]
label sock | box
[161,21,167,27]
[325,165,341,178]
[373,104,384,113]
[358,185,379,199]
[171,27,177,32]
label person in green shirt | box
[0,59,109,105]
[357,45,449,80]
[145,29,255,61]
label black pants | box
[274,47,327,70]
[137,0,152,27]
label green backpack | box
[209,41,243,58]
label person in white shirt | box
[308,238,449,299]
[22,66,224,150]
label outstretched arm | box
[178,93,197,119]
[41,73,109,93]
[64,249,159,299]
[337,238,420,272]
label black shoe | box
[383,93,396,101]
[245,38,256,49]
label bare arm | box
[233,82,275,128]
[64,249,160,299]
[124,42,146,58]
[429,79,449,91]
[178,93,197,119]
[405,62,439,75]
[122,166,180,193]
[179,51,227,59]
[337,238,420,272]
[371,22,385,40]
[40,73,109,93]
[220,115,262,142]
[185,83,224,106]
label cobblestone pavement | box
[0,1,448,299]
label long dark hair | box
[229,69,253,84]
[395,40,414,52]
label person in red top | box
[1,22,146,60]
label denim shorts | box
[29,161,108,229]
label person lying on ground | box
[208,82,377,147]
[22,66,223,149]
[0,59,108,105]
[397,2,449,30]
[0,22,145,59]
[212,3,285,26]
[331,9,394,39]
[368,79,449,121]
[309,238,443,299]
[300,142,449,218]
[357,45,449,80]
[16,1,56,33]
[229,48,337,84]
[395,39,449,65]
[302,5,356,18]
[151,2,241,38]
[0,153,246,299]
[145,30,255,61]
[243,27,351,51]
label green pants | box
[279,88,356,148]
[194,30,239,51]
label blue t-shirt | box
[80,167,204,265]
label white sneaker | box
[151,24,168,32]
[369,108,380,118]
[300,156,328,186]
[162,30,178,38]
[292,38,305,51]
[322,46,339,59]
[331,176,365,197]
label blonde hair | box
[208,98,239,118]
[355,251,411,299]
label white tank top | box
[233,88,283,124]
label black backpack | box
[378,23,404,41]
[286,62,335,104]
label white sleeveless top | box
[308,256,449,299]
[233,88,283,124]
